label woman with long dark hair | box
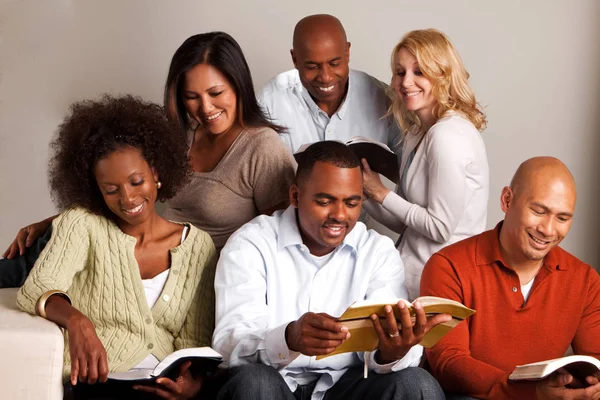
[162,32,295,251]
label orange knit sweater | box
[421,223,600,399]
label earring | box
[156,181,162,189]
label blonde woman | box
[362,29,489,300]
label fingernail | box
[340,325,348,333]
[371,314,377,320]
[385,305,392,312]
[346,332,351,339]
[399,302,405,309]
[414,301,422,309]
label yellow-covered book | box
[316,296,474,359]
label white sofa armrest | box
[0,288,64,400]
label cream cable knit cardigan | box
[17,207,217,381]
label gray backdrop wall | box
[1,0,599,267]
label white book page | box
[107,369,152,381]
[346,136,392,151]
[349,298,411,308]
[153,347,222,376]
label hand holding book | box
[361,158,392,204]
[371,299,452,364]
[316,296,475,360]
[133,360,203,399]
[285,312,351,356]
[509,355,600,396]
[536,367,600,398]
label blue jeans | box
[217,364,445,400]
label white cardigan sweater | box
[364,113,489,300]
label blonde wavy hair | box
[388,29,487,133]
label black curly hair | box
[48,94,191,217]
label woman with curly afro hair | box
[15,95,217,399]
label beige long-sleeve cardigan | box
[17,207,217,381]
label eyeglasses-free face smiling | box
[291,162,363,256]
[292,35,350,115]
[392,47,436,124]
[501,180,575,264]
[182,63,239,135]
[94,146,158,229]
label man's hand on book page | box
[371,300,452,364]
[285,312,350,356]
[66,314,109,385]
[133,360,203,400]
[361,159,390,204]
[537,368,600,399]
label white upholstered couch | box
[0,288,64,399]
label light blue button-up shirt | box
[259,69,402,154]
[213,206,422,400]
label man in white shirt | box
[259,14,401,154]
[213,141,449,400]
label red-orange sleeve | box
[572,266,600,358]
[420,253,537,400]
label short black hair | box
[295,141,361,184]
[48,94,191,217]
[164,31,284,133]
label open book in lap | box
[107,347,223,383]
[295,136,400,183]
[316,296,475,359]
[509,355,600,385]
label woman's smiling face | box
[94,146,158,228]
[392,47,436,122]
[182,63,238,135]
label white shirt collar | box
[298,76,353,121]
[277,206,360,253]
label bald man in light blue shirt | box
[259,14,401,154]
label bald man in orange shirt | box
[421,157,600,400]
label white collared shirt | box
[213,206,422,400]
[258,69,402,153]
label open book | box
[107,347,222,383]
[509,355,600,384]
[295,136,400,183]
[316,296,475,360]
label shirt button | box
[512,287,518,292]
[145,317,152,324]
[148,343,154,350]
[172,248,178,253]
[279,353,286,360]
[172,269,179,276]
[162,295,170,302]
